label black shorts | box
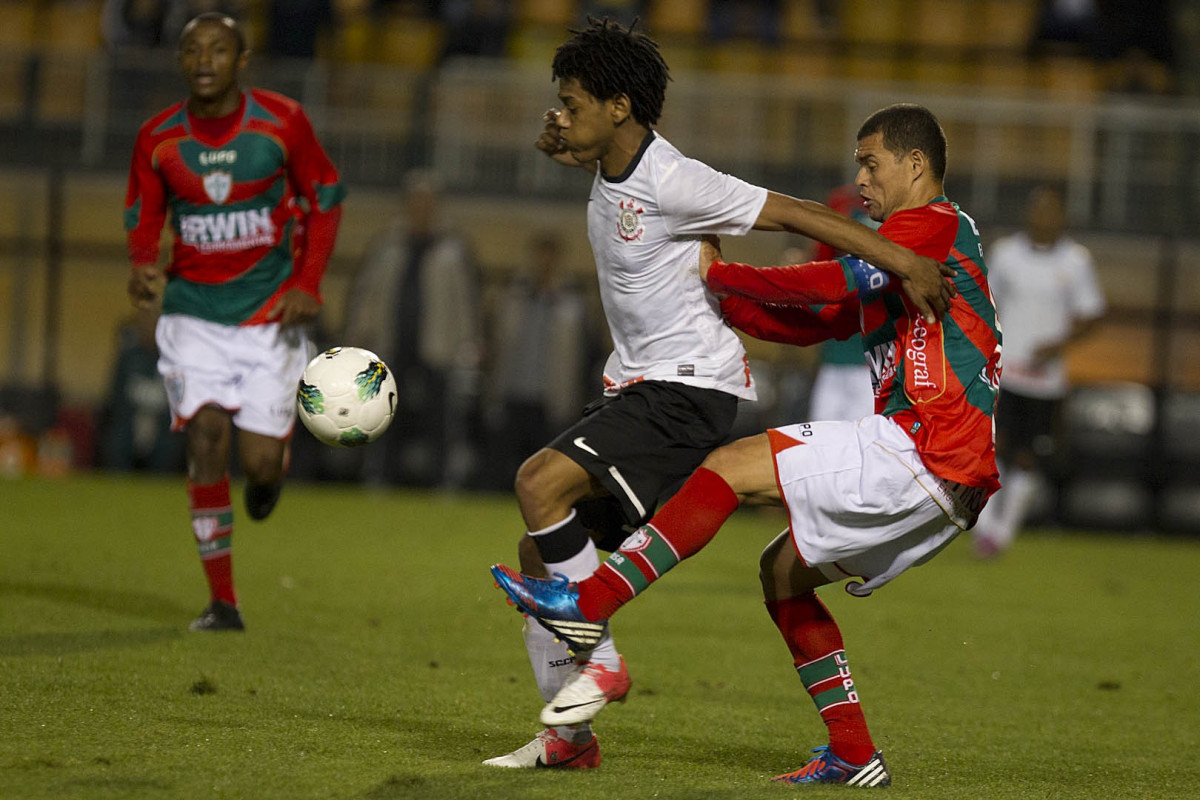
[996,389,1061,458]
[549,381,739,550]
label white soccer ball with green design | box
[297,347,397,447]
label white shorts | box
[771,415,980,596]
[156,314,312,439]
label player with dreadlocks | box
[483,18,955,770]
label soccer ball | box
[296,347,397,447]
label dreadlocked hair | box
[552,17,670,128]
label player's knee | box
[514,449,559,506]
[757,535,791,594]
[186,410,228,460]
[757,548,777,594]
[698,444,738,482]
[243,455,283,486]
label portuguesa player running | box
[124,13,346,632]
[485,18,957,772]
[493,103,1001,786]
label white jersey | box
[587,133,767,400]
[987,232,1105,399]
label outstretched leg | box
[494,434,774,624]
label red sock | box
[187,476,237,607]
[578,468,739,620]
[766,592,876,766]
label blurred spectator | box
[580,1,647,27]
[708,0,782,44]
[440,0,513,61]
[267,0,335,59]
[482,231,600,490]
[102,0,168,49]
[96,307,184,472]
[1030,0,1100,56]
[972,186,1106,558]
[162,1,245,46]
[342,169,484,488]
[373,0,440,18]
[1094,0,1177,94]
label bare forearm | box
[754,192,912,274]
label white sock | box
[992,467,1035,549]
[974,484,1006,540]
[523,620,593,742]
[542,534,599,582]
[523,617,575,703]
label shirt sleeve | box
[657,156,768,237]
[1068,244,1106,321]
[707,258,862,307]
[719,295,859,346]
[283,105,347,299]
[124,128,167,268]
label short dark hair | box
[857,103,947,181]
[551,17,670,128]
[181,12,247,54]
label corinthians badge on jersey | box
[203,171,233,205]
[617,198,645,242]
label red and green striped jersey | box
[125,89,346,326]
[710,197,1002,492]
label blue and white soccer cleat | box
[490,564,606,655]
[771,746,891,787]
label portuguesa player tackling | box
[125,13,346,631]
[493,103,1001,786]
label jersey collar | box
[602,130,657,184]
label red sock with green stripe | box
[188,476,237,607]
[766,592,876,766]
[577,468,738,620]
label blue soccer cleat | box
[771,746,891,787]
[490,564,606,655]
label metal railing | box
[3,47,1200,235]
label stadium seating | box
[647,0,708,37]
[43,0,103,52]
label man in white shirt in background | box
[973,185,1106,558]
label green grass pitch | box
[3,474,1200,799]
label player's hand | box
[895,252,957,324]
[535,109,572,164]
[127,264,164,309]
[699,235,722,283]
[267,288,320,326]
[535,109,596,172]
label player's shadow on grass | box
[0,581,188,656]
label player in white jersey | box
[483,18,956,770]
[972,186,1105,557]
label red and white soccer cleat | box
[481,728,601,769]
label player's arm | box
[535,109,598,174]
[719,295,858,347]
[699,237,859,345]
[272,107,347,325]
[124,133,167,309]
[752,191,955,322]
[706,255,893,308]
